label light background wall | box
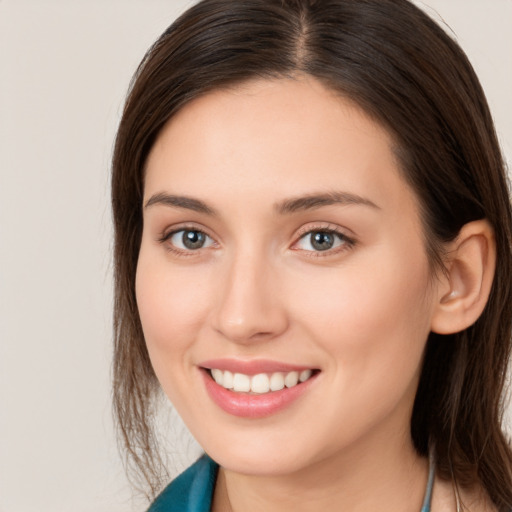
[0,1,510,511]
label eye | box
[295,229,352,253]
[166,229,214,251]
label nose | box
[211,251,289,344]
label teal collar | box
[420,451,436,512]
[148,453,435,512]
[147,455,218,512]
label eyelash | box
[292,225,356,257]
[158,225,215,256]
[157,224,356,257]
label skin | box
[136,77,494,511]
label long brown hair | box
[111,0,512,507]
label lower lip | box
[201,369,318,418]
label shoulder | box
[147,455,219,512]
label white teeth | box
[251,373,270,394]
[210,368,315,394]
[233,373,251,392]
[223,370,234,389]
[284,371,299,388]
[299,369,312,382]
[269,372,285,391]
[211,368,223,385]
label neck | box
[213,429,429,512]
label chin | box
[210,447,308,477]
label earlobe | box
[430,220,496,335]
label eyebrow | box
[144,190,380,216]
[144,192,217,216]
[275,191,380,214]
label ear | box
[430,220,496,335]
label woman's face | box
[136,77,439,475]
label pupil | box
[311,232,334,251]
[183,230,205,249]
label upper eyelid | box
[159,223,216,241]
[291,223,357,252]
[156,222,356,248]
[294,222,355,240]
[159,227,217,255]
[295,231,354,246]
[171,228,214,244]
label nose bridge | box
[213,244,287,343]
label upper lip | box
[199,358,317,376]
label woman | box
[111,0,512,510]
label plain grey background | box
[0,1,510,511]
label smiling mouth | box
[206,368,320,394]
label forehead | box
[149,77,390,159]
[144,76,415,217]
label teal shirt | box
[148,453,435,512]
[148,455,218,512]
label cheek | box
[289,244,433,370]
[135,253,213,359]
[286,247,434,441]
[135,254,220,413]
